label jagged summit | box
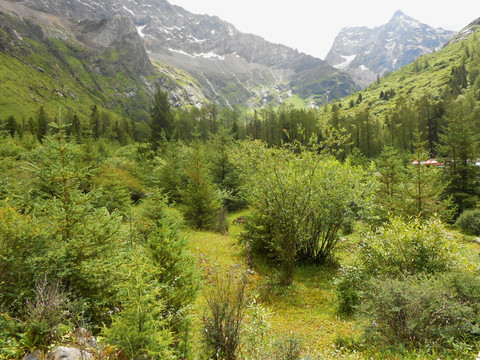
[325,11,455,88]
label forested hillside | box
[1,8,480,360]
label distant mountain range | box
[0,0,464,116]
[4,0,355,109]
[325,10,455,88]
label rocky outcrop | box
[325,10,455,88]
[77,15,153,76]
[48,347,92,360]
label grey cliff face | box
[325,10,455,88]
[77,15,154,76]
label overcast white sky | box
[167,0,480,59]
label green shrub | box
[359,216,456,277]
[0,205,50,313]
[455,208,480,236]
[0,313,24,360]
[336,216,457,316]
[202,268,247,360]
[271,334,302,360]
[335,265,367,316]
[361,272,480,347]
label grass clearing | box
[185,212,480,359]
[186,210,363,358]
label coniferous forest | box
[2,12,480,360]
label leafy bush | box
[0,313,24,360]
[361,272,480,347]
[0,205,50,313]
[335,265,367,316]
[336,216,457,316]
[359,217,456,277]
[455,208,480,236]
[236,140,376,284]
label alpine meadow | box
[2,1,480,359]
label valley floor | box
[186,211,480,360]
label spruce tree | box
[437,95,480,215]
[375,145,405,218]
[404,136,449,219]
[26,122,124,324]
[180,140,221,230]
[208,127,245,210]
[150,88,174,150]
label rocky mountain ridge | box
[7,0,356,108]
[325,10,455,88]
[0,0,209,119]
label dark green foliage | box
[180,140,221,230]
[36,107,49,141]
[156,141,185,204]
[150,88,174,149]
[437,95,480,215]
[3,116,19,137]
[208,127,245,211]
[374,145,406,218]
[448,64,469,95]
[455,208,480,235]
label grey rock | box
[23,350,41,360]
[48,346,91,360]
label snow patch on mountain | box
[136,25,146,38]
[122,5,134,16]
[333,55,356,70]
[169,48,225,60]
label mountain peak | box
[325,11,455,88]
[393,10,405,18]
